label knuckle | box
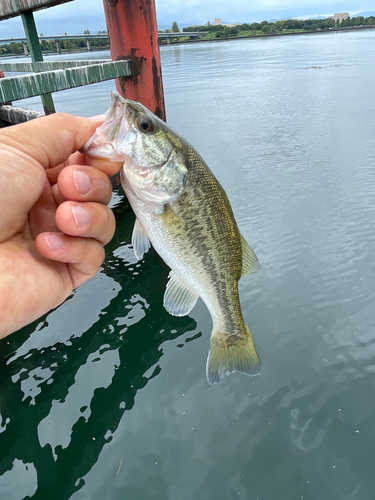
[89,243,105,271]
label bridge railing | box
[0,0,133,122]
[0,60,132,113]
[0,31,208,57]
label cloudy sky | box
[0,0,374,38]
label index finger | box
[85,156,123,178]
[0,113,105,170]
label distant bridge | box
[158,32,208,42]
[0,32,209,55]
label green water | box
[0,197,199,499]
[2,30,375,499]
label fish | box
[83,91,261,384]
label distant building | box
[329,12,349,23]
[214,17,240,27]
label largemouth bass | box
[83,91,261,384]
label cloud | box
[0,0,374,39]
[0,0,106,38]
[35,0,105,21]
[155,0,375,24]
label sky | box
[0,0,374,39]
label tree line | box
[1,14,374,56]
[182,15,375,36]
[0,33,109,55]
[338,15,375,27]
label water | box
[1,30,375,499]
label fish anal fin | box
[163,271,198,317]
[241,234,260,276]
[206,325,261,384]
[132,218,151,260]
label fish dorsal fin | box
[132,218,151,260]
[241,234,260,276]
[163,271,199,317]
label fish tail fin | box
[206,325,261,384]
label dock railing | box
[0,0,165,125]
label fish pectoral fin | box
[240,234,260,276]
[163,271,198,317]
[132,218,151,260]
[206,326,261,384]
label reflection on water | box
[0,191,197,499]
[1,30,375,499]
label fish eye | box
[137,116,155,133]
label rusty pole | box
[102,0,166,121]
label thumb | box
[0,113,104,242]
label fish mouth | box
[81,91,132,161]
[82,91,174,174]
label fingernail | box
[72,206,90,228]
[74,169,91,194]
[44,234,63,251]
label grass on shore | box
[159,27,336,44]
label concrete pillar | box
[55,39,61,54]
[22,41,29,56]
[86,38,91,51]
[166,37,171,44]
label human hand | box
[0,113,123,338]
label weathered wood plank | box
[0,60,112,73]
[0,0,74,20]
[0,60,132,103]
[0,104,44,123]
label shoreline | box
[159,24,375,46]
[1,25,375,58]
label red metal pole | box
[102,0,166,121]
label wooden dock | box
[0,0,166,122]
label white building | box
[214,17,240,27]
[329,12,349,23]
